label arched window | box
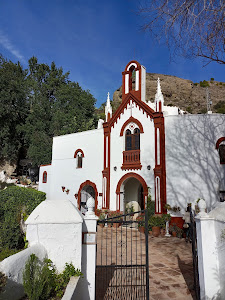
[129,65,136,91]
[74,149,85,169]
[43,171,47,183]
[125,128,140,151]
[216,138,225,164]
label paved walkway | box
[96,226,196,299]
[148,235,195,299]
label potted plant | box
[148,215,164,237]
[108,211,122,228]
[98,213,105,228]
[169,223,183,238]
[137,215,145,233]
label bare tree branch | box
[139,0,225,65]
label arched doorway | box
[77,180,98,214]
[116,173,148,212]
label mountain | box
[113,73,225,114]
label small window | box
[74,149,84,169]
[43,171,47,183]
[77,153,83,168]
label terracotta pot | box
[152,226,160,237]
[172,231,177,237]
[138,226,145,234]
[161,228,166,236]
[170,217,184,229]
[149,230,152,236]
[99,223,105,228]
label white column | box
[196,201,220,299]
[74,197,98,300]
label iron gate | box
[96,210,149,300]
[190,210,200,300]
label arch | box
[116,172,148,196]
[125,60,141,72]
[74,149,85,158]
[42,171,47,183]
[77,180,98,212]
[120,116,144,136]
[216,137,225,149]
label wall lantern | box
[147,165,151,170]
[114,166,117,171]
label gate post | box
[74,197,98,300]
[196,211,220,299]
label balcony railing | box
[121,150,142,170]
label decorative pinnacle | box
[106,92,111,107]
[157,78,162,95]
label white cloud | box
[0,30,26,63]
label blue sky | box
[0,0,224,107]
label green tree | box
[0,55,29,162]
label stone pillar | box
[195,200,220,299]
[74,196,98,300]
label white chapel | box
[39,60,225,215]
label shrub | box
[0,186,46,249]
[214,101,225,114]
[23,255,82,299]
[200,80,209,87]
[210,78,214,81]
[23,254,56,300]
[194,83,198,86]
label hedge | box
[0,186,46,249]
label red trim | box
[216,137,225,149]
[120,116,144,136]
[77,180,98,212]
[42,171,47,183]
[108,93,155,131]
[74,149,85,158]
[116,173,148,211]
[40,164,51,167]
[154,115,167,214]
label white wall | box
[39,164,52,197]
[45,128,104,208]
[110,101,155,211]
[165,114,225,212]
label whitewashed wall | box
[41,129,104,208]
[110,102,155,211]
[165,114,225,212]
[39,164,52,197]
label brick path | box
[96,226,196,299]
[148,235,195,299]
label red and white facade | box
[39,61,225,214]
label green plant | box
[23,254,82,299]
[200,80,209,87]
[125,203,135,214]
[194,82,198,86]
[148,215,164,228]
[0,248,21,262]
[108,211,123,220]
[23,254,56,300]
[210,78,214,81]
[136,215,145,227]
[55,263,82,298]
[98,213,105,221]
[169,223,183,238]
[0,186,46,249]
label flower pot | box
[172,231,177,237]
[149,230,152,236]
[99,223,105,228]
[152,226,160,237]
[161,228,166,236]
[138,226,145,234]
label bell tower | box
[122,60,146,102]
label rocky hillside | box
[113,73,225,114]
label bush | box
[23,254,82,299]
[23,254,56,300]
[200,80,209,87]
[0,186,46,249]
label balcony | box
[121,150,142,170]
